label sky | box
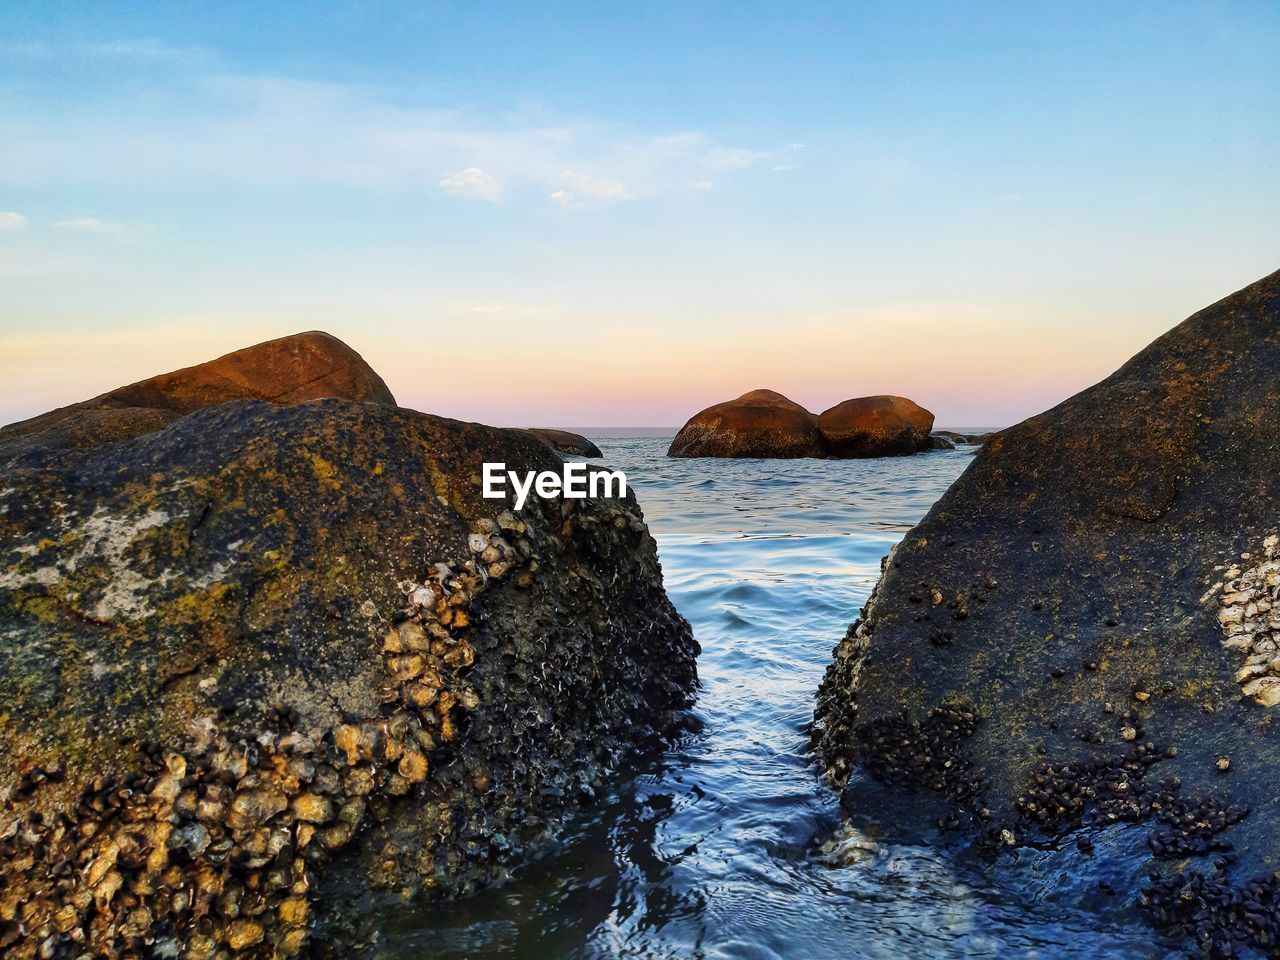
[1,1,1278,429]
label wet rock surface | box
[668,389,936,459]
[523,428,604,458]
[814,268,1280,957]
[0,353,696,957]
[932,431,989,446]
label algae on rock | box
[0,340,697,959]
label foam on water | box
[359,437,1165,959]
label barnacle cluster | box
[0,491,696,960]
[1015,743,1247,855]
[1217,534,1280,706]
[0,506,571,959]
[854,705,981,801]
[1141,867,1280,959]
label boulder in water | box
[0,335,697,958]
[813,269,1280,954]
[817,395,934,457]
[667,389,827,458]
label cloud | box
[707,147,761,171]
[0,50,783,208]
[0,37,207,66]
[439,166,503,201]
[463,303,553,317]
[52,217,149,237]
[0,212,28,231]
[549,172,630,209]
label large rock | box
[817,395,934,457]
[0,330,395,455]
[0,341,697,958]
[667,389,938,459]
[667,389,827,458]
[524,428,604,458]
[814,269,1280,956]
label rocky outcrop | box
[667,389,826,458]
[813,269,1280,956]
[817,396,934,457]
[668,389,938,459]
[930,435,956,450]
[524,428,604,458]
[0,339,697,959]
[0,331,395,456]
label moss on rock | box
[0,394,696,958]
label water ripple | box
[362,438,1166,959]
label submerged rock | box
[524,428,604,458]
[813,268,1280,955]
[932,430,989,446]
[817,395,934,458]
[0,337,697,958]
[668,388,826,458]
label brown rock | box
[816,395,934,457]
[667,389,826,458]
[0,331,394,454]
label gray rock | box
[814,268,1280,954]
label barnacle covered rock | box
[814,268,1280,955]
[0,336,697,958]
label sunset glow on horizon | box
[2,2,1278,430]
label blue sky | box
[1,2,1278,427]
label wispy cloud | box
[549,172,630,209]
[0,212,28,231]
[707,147,761,170]
[463,303,554,317]
[0,37,209,66]
[0,47,786,210]
[439,167,503,201]
[52,217,150,237]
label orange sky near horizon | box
[0,286,1209,432]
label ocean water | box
[362,437,1166,959]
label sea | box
[354,435,1169,959]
